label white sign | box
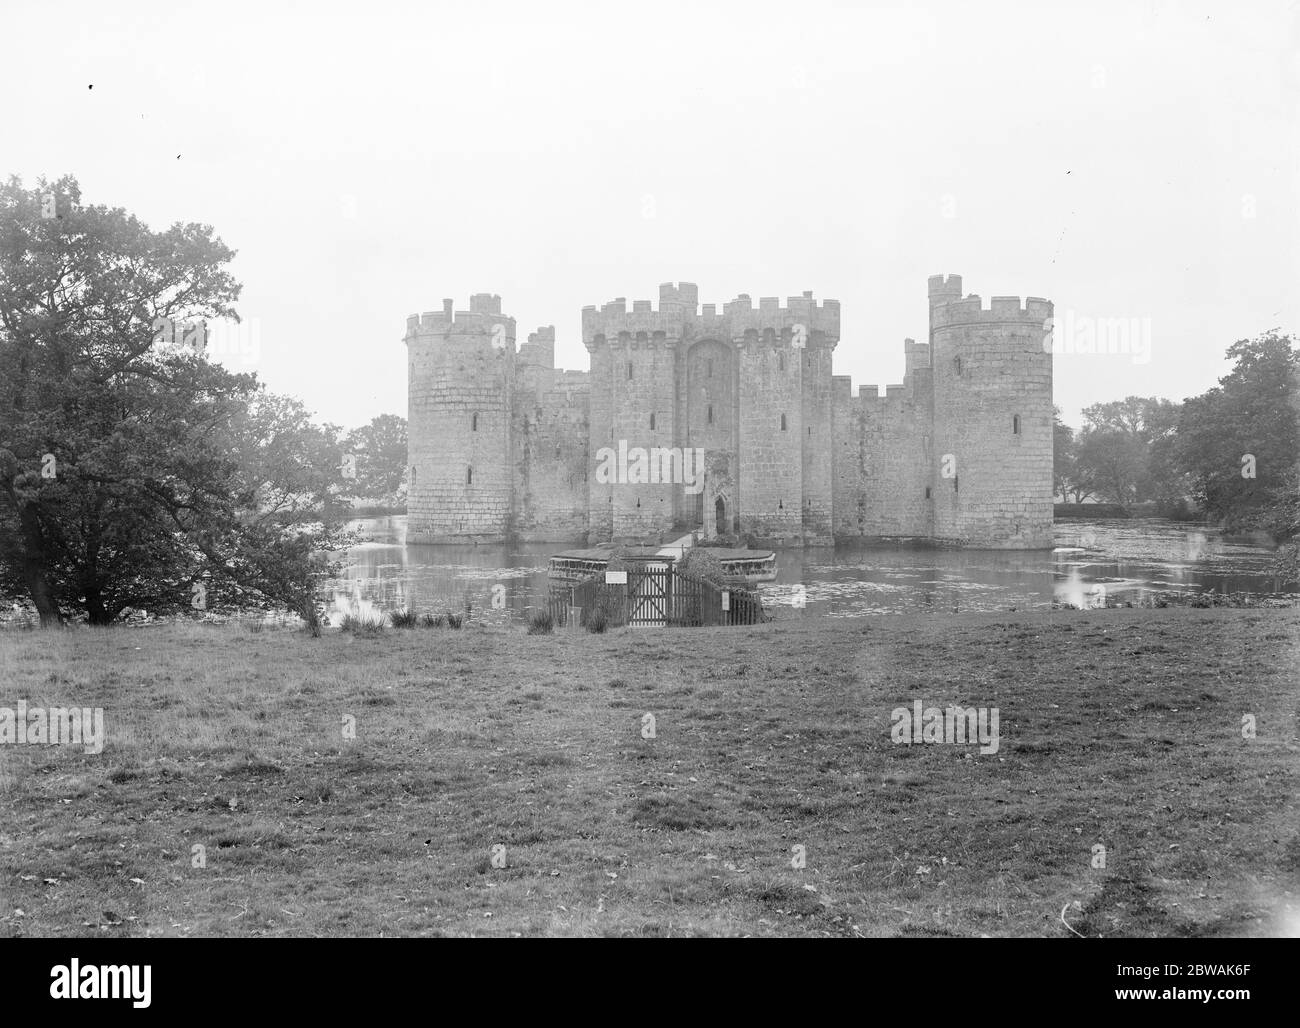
[605,571,628,585]
[721,590,730,611]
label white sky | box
[4,0,1296,430]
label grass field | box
[1,607,1297,937]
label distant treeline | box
[1055,333,1298,547]
[1054,501,1201,521]
[1055,503,1131,519]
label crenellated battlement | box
[582,285,840,346]
[852,383,913,407]
[930,294,1053,329]
[405,296,517,341]
[516,325,556,376]
[406,273,1054,549]
[829,339,931,409]
[927,273,964,307]
[658,282,698,312]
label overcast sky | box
[4,0,1296,430]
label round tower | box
[405,294,516,542]
[929,277,1053,548]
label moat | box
[331,516,1292,623]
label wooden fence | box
[545,564,765,629]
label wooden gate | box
[628,562,670,627]
[544,564,766,629]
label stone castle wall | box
[929,276,1054,548]
[832,352,936,540]
[405,276,1053,549]
[406,295,514,542]
[512,329,590,543]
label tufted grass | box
[0,607,1296,937]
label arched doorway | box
[704,491,729,539]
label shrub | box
[604,546,633,577]
[680,547,727,588]
[389,608,420,628]
[527,610,554,635]
[420,612,445,628]
[445,611,463,629]
[340,612,385,635]
[586,607,608,634]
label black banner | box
[0,938,1289,1016]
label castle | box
[405,275,1054,549]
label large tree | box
[1175,332,1299,532]
[342,413,407,502]
[1072,396,1186,506]
[0,175,353,629]
[1053,407,1092,502]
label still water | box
[330,517,1292,624]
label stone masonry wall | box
[831,348,935,541]
[513,329,590,542]
[607,333,679,540]
[800,334,834,544]
[580,286,840,546]
[737,331,803,542]
[406,295,514,542]
[930,284,1054,548]
[406,277,1052,550]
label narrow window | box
[925,486,932,499]
[650,412,656,430]
[707,359,713,378]
[707,404,714,425]
[954,474,959,492]
[627,361,633,380]
[780,413,787,431]
[954,357,963,376]
[1013,413,1021,435]
[807,426,812,436]
[779,353,785,371]
[471,412,478,431]
[467,466,473,486]
[411,466,418,487]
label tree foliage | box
[1053,407,1089,502]
[0,175,354,629]
[1174,331,1299,534]
[1070,396,1186,507]
[342,413,407,501]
